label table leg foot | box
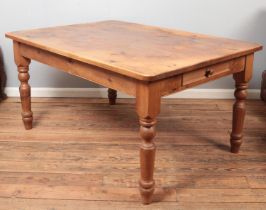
[139,182,155,204]
[21,111,33,130]
[108,88,117,105]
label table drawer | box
[182,57,245,86]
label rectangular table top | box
[6,20,262,81]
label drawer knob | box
[205,69,214,78]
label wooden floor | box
[0,97,265,210]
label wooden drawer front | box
[182,57,245,86]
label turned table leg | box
[230,76,247,153]
[138,117,157,204]
[13,42,33,130]
[136,83,160,204]
[108,88,117,105]
[230,55,253,153]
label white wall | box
[1,0,266,89]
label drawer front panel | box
[182,57,245,86]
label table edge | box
[5,32,263,82]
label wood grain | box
[0,98,265,209]
[19,43,137,96]
[4,20,263,205]
[0,198,265,210]
[6,20,262,81]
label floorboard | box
[0,98,265,209]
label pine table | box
[6,21,262,204]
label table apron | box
[19,43,138,96]
[18,42,248,98]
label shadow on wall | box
[0,47,7,101]
[237,10,266,89]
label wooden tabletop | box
[6,20,262,81]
